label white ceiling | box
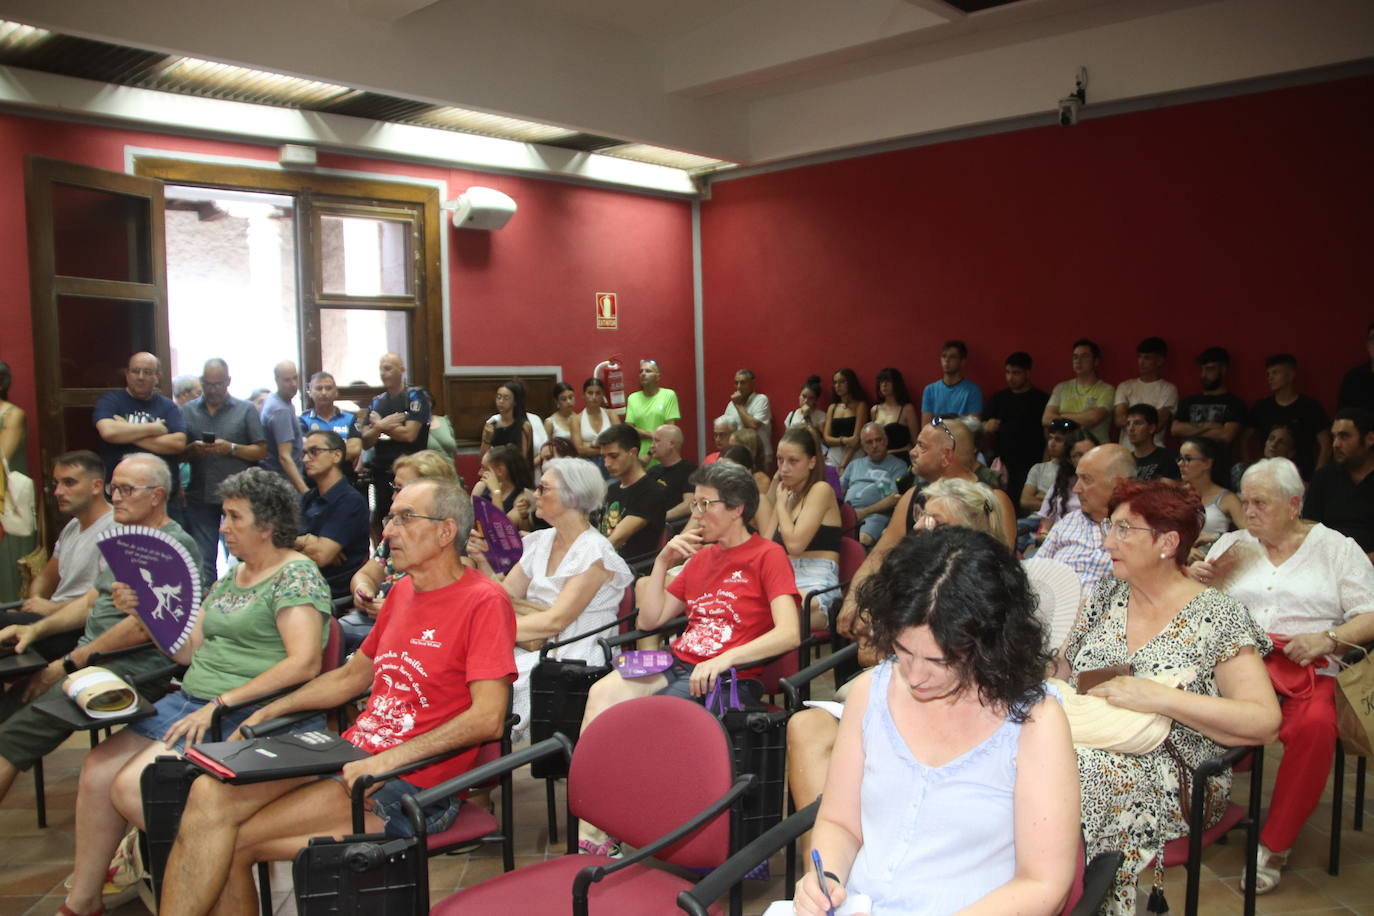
[2,0,1372,168]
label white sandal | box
[1246,843,1287,895]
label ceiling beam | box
[348,0,442,22]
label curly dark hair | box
[1048,426,1098,519]
[855,526,1048,722]
[487,443,535,493]
[216,467,300,548]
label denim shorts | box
[127,691,326,752]
[349,774,461,839]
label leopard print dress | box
[1066,577,1271,915]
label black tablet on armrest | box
[187,731,369,784]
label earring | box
[1159,552,1169,559]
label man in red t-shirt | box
[160,479,515,916]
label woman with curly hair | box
[792,525,1079,916]
[822,368,869,471]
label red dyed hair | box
[1108,478,1204,567]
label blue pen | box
[811,848,837,916]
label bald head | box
[651,423,684,464]
[273,361,299,400]
[1074,444,1137,521]
[125,352,160,399]
[943,419,976,468]
[380,352,406,392]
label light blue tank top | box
[846,661,1053,914]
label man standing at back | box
[360,352,431,539]
[1303,408,1374,560]
[300,371,362,464]
[0,450,114,661]
[1247,354,1331,477]
[93,352,187,491]
[260,360,307,495]
[1113,336,1177,448]
[725,368,773,465]
[983,351,1049,509]
[597,424,669,562]
[1171,346,1247,472]
[182,358,267,585]
[624,359,679,466]
[1043,339,1115,444]
[920,339,983,426]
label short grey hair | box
[1242,457,1304,501]
[861,422,886,439]
[413,478,474,552]
[118,453,171,495]
[216,468,299,547]
[690,461,759,524]
[714,414,740,431]
[544,457,605,515]
[172,375,200,398]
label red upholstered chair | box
[838,502,858,540]
[425,695,754,916]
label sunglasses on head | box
[1049,418,1081,432]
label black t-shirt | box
[1175,392,1248,467]
[599,473,670,561]
[368,387,432,475]
[1338,363,1374,412]
[1249,394,1330,477]
[1134,447,1181,481]
[649,459,698,503]
[1303,464,1374,552]
[984,387,1049,469]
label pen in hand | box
[811,848,837,916]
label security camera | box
[1058,96,1081,127]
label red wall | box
[699,75,1374,441]
[0,115,696,479]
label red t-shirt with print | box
[344,569,516,788]
[667,533,797,678]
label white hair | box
[544,457,606,515]
[1241,457,1304,501]
[714,414,739,431]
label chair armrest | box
[86,643,158,667]
[238,690,372,739]
[538,610,638,663]
[400,735,573,835]
[209,680,308,742]
[676,799,820,916]
[574,774,757,898]
[781,644,860,711]
[598,617,688,655]
[0,600,21,611]
[1070,851,1125,916]
[330,595,354,617]
[1193,744,1254,782]
[351,713,526,833]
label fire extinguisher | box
[593,357,626,411]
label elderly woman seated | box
[1059,478,1279,914]
[61,469,331,916]
[791,526,1078,916]
[576,460,800,856]
[1191,457,1374,893]
[467,457,632,741]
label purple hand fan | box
[96,526,203,655]
[472,496,524,575]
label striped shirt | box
[1038,510,1112,593]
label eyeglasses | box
[200,379,229,389]
[930,417,956,447]
[1099,518,1156,540]
[1176,455,1199,464]
[381,511,448,528]
[534,483,559,495]
[105,483,160,500]
[689,498,726,513]
[303,446,340,458]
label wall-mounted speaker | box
[446,187,517,230]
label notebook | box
[186,730,369,783]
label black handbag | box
[529,656,610,780]
[293,833,423,916]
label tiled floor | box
[2,721,1371,915]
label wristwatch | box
[229,442,237,457]
[61,654,78,674]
